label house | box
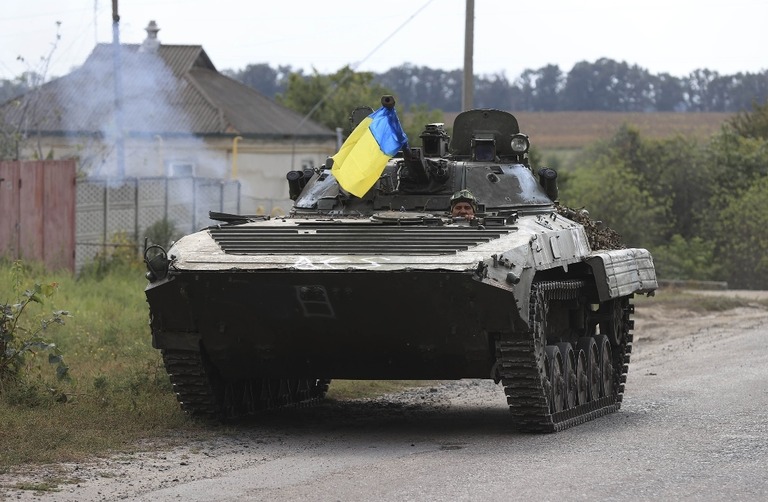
[0,21,337,216]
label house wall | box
[18,134,336,216]
[232,139,336,216]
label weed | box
[14,481,61,492]
[1,276,71,390]
[77,231,143,281]
[143,218,182,249]
[636,289,768,312]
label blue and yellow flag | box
[331,105,408,198]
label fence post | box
[103,179,108,256]
[192,178,197,232]
[133,178,139,254]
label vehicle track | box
[496,280,633,432]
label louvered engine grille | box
[209,224,512,255]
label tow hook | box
[144,241,169,282]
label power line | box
[350,0,435,71]
[289,0,436,168]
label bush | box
[143,218,181,250]
[712,175,768,289]
[78,231,143,281]
[1,275,70,395]
[650,235,722,282]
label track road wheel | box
[600,299,625,346]
[544,345,565,414]
[556,342,577,410]
[311,379,332,398]
[574,348,588,405]
[577,337,600,402]
[595,334,615,398]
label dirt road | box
[3,292,767,501]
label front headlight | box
[510,133,530,154]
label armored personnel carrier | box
[144,97,657,432]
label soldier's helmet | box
[450,189,478,211]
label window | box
[167,161,195,177]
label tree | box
[277,66,393,132]
[474,72,513,110]
[401,104,445,148]
[221,61,768,113]
[684,69,720,111]
[650,234,721,281]
[376,64,462,111]
[728,98,768,140]
[223,63,294,99]
[560,58,656,112]
[560,123,714,249]
[728,71,768,112]
[560,61,596,111]
[646,135,712,238]
[567,99,768,287]
[706,127,768,206]
[1,72,50,160]
[712,175,768,288]
[560,152,671,247]
[0,76,30,104]
[651,73,685,111]
[0,22,61,160]
[704,100,768,287]
[513,65,564,111]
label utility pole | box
[462,0,474,111]
[112,0,126,178]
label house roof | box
[0,43,335,139]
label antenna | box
[94,0,99,45]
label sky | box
[1,0,767,82]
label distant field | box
[440,112,731,149]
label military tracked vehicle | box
[144,97,657,432]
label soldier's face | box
[452,202,474,219]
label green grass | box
[0,259,441,470]
[0,259,199,468]
[634,288,768,312]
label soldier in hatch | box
[450,189,477,220]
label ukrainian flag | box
[331,105,408,198]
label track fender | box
[586,248,658,301]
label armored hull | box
[145,104,657,432]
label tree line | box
[3,57,766,113]
[559,100,768,289]
[221,58,768,113]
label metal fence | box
[76,176,240,271]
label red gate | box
[0,160,76,271]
